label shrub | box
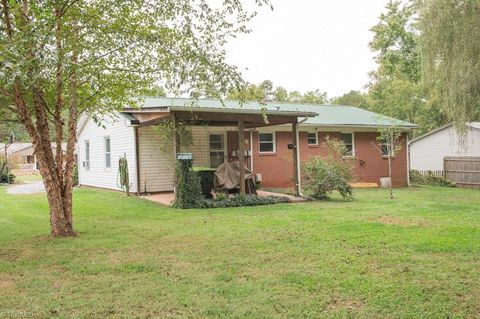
[204,193,290,208]
[302,138,355,199]
[73,165,79,186]
[0,172,15,184]
[172,161,205,209]
[409,170,455,187]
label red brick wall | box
[251,130,408,188]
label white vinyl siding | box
[410,125,480,171]
[137,126,174,193]
[77,113,137,192]
[183,126,209,167]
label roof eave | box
[301,123,419,129]
[168,106,317,118]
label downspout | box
[134,126,141,195]
[296,117,309,196]
[407,134,411,187]
[249,130,254,171]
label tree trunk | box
[388,155,393,199]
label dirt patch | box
[327,296,364,311]
[376,215,432,227]
[0,276,15,294]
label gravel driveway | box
[7,181,45,195]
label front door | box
[209,133,226,168]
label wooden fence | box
[444,156,480,189]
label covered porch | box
[124,101,317,197]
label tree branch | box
[1,0,14,37]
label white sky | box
[225,0,390,98]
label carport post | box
[172,112,181,154]
[238,120,246,194]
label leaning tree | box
[0,0,268,236]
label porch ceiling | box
[172,110,302,128]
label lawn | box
[0,185,479,318]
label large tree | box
[331,90,369,108]
[0,0,267,236]
[367,0,447,133]
[419,0,480,128]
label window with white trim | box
[307,132,318,145]
[380,139,390,156]
[84,140,90,170]
[259,132,275,153]
[104,137,111,168]
[341,133,354,156]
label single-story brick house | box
[76,97,417,195]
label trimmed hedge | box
[177,193,291,209]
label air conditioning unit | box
[255,173,262,183]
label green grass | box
[0,185,479,318]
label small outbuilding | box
[409,122,480,175]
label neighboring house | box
[409,122,480,174]
[76,97,417,194]
[0,142,68,170]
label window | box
[85,140,90,170]
[104,137,111,168]
[381,140,390,156]
[341,133,354,157]
[209,134,225,168]
[259,133,275,153]
[307,132,318,145]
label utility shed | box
[409,123,480,173]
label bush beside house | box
[302,138,355,199]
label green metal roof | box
[132,97,418,128]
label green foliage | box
[420,0,480,129]
[204,193,290,208]
[173,161,205,209]
[366,0,448,135]
[227,80,329,104]
[73,165,78,187]
[377,126,403,157]
[0,172,15,184]
[156,119,193,160]
[410,170,456,187]
[331,90,370,108]
[302,138,355,199]
[117,157,131,195]
[0,121,29,143]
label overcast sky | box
[225,0,390,98]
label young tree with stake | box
[0,0,269,237]
[376,126,404,199]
